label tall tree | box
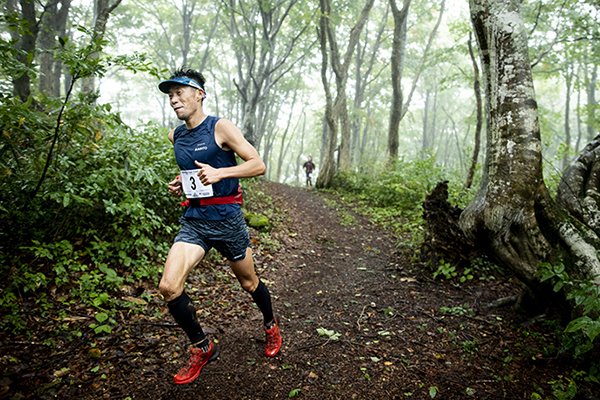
[315,0,375,187]
[80,0,122,96]
[351,5,389,167]
[464,32,482,189]
[38,0,71,97]
[223,0,313,147]
[7,0,41,101]
[386,0,445,163]
[460,0,600,315]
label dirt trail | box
[1,182,582,399]
[142,183,561,400]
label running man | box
[158,68,282,385]
[303,156,316,186]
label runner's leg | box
[160,242,207,345]
[229,247,274,325]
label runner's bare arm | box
[195,119,265,185]
[167,128,183,197]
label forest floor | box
[2,182,599,400]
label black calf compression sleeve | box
[251,280,274,325]
[167,291,206,345]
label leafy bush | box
[538,262,600,357]
[333,154,475,213]
[0,23,176,334]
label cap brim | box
[158,80,177,93]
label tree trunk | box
[295,112,306,186]
[315,0,337,189]
[227,0,311,146]
[386,0,410,163]
[387,0,445,163]
[12,0,40,101]
[563,62,573,171]
[275,86,300,183]
[587,65,597,142]
[316,0,374,187]
[422,89,430,154]
[556,134,600,237]
[460,0,600,316]
[464,32,482,189]
[326,0,375,172]
[38,0,71,97]
[80,0,122,97]
[350,7,389,168]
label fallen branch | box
[483,295,519,309]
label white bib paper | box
[180,169,214,199]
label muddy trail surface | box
[1,182,593,400]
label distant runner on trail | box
[157,67,282,385]
[303,156,316,186]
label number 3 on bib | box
[180,169,214,199]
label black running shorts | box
[174,211,250,262]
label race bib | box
[180,169,214,199]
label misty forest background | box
[1,0,600,397]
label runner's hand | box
[168,175,183,197]
[194,161,222,185]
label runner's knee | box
[239,277,258,293]
[159,279,183,302]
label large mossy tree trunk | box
[460,0,600,316]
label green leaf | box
[95,312,108,323]
[62,193,71,207]
[565,316,592,333]
[575,341,594,357]
[289,388,301,397]
[429,386,438,398]
[585,320,600,342]
[94,324,111,334]
[553,281,564,292]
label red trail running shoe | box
[173,341,220,385]
[265,317,282,357]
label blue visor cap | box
[158,76,205,94]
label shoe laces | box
[183,346,210,371]
[266,324,280,347]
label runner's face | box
[168,84,202,121]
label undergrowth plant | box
[329,154,477,248]
[537,262,600,357]
[0,23,176,335]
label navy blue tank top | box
[173,116,241,220]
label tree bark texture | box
[557,134,600,238]
[80,0,122,97]
[587,65,597,142]
[315,0,336,189]
[38,0,71,97]
[12,0,40,101]
[316,0,374,186]
[464,33,482,189]
[386,0,410,163]
[324,0,375,172]
[461,0,600,314]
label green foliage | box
[329,155,476,249]
[433,259,457,280]
[538,262,600,357]
[0,20,177,335]
[317,327,341,341]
